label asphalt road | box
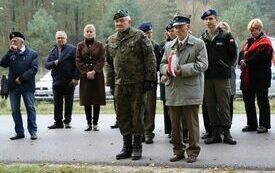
[0,114,274,170]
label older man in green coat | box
[160,14,208,163]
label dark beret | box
[165,21,174,31]
[173,15,190,26]
[9,31,25,40]
[113,9,129,20]
[138,22,153,32]
[201,9,218,20]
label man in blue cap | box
[0,31,39,140]
[159,20,177,139]
[105,9,156,160]
[138,21,161,144]
[160,14,208,163]
[200,9,237,145]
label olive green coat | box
[105,27,156,86]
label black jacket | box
[45,44,79,86]
[201,28,237,79]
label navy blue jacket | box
[0,47,38,92]
[201,28,237,79]
[45,44,79,86]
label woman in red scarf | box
[239,18,274,133]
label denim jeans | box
[9,90,37,135]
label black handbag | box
[1,75,9,99]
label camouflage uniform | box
[105,27,156,136]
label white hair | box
[125,16,131,21]
[15,37,25,44]
[55,31,67,39]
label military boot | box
[204,127,222,144]
[116,134,132,160]
[132,135,142,160]
[223,126,237,145]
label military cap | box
[138,22,153,32]
[173,15,191,26]
[9,31,25,40]
[201,9,218,20]
[113,9,129,20]
[165,20,174,31]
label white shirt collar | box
[19,45,26,53]
[178,34,189,45]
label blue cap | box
[165,20,174,31]
[138,22,153,32]
[201,9,218,20]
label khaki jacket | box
[160,34,208,106]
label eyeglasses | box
[56,37,65,39]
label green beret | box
[113,9,129,20]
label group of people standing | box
[0,7,274,163]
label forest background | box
[0,0,274,74]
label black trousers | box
[163,101,171,134]
[242,87,271,129]
[53,84,75,124]
[202,99,211,133]
[84,105,100,125]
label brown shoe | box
[186,155,197,163]
[169,155,184,162]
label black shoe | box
[64,123,71,129]
[257,126,268,133]
[168,134,171,138]
[110,121,118,129]
[84,125,92,131]
[170,155,184,162]
[201,132,212,139]
[93,125,99,131]
[10,134,25,140]
[145,137,153,144]
[242,125,257,132]
[48,122,64,129]
[31,133,38,140]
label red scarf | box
[242,36,273,89]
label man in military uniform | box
[105,9,156,160]
[137,22,161,144]
[200,9,237,145]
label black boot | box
[132,135,142,160]
[116,135,132,159]
[110,121,119,129]
[223,126,237,145]
[204,127,222,144]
